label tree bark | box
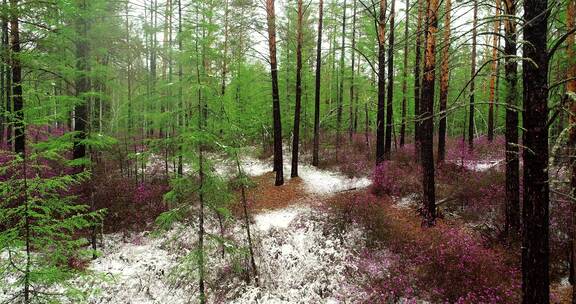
[349,0,357,142]
[10,0,23,155]
[291,0,303,178]
[312,0,323,167]
[488,0,501,142]
[420,0,438,226]
[73,0,89,161]
[266,0,284,186]
[375,0,387,164]
[384,0,395,160]
[413,0,423,160]
[437,0,450,163]
[336,0,347,160]
[521,0,550,302]
[503,0,520,236]
[468,0,477,150]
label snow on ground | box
[447,159,504,172]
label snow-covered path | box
[78,157,371,304]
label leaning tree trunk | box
[375,0,387,164]
[437,0,451,163]
[384,0,395,160]
[266,0,284,186]
[312,0,323,167]
[488,0,501,142]
[291,0,303,178]
[503,0,520,236]
[522,0,550,302]
[413,0,423,161]
[420,0,438,226]
[399,0,409,147]
[468,0,477,150]
[10,0,23,155]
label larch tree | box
[566,0,575,301]
[73,0,90,162]
[349,0,357,142]
[291,0,303,178]
[375,0,386,164]
[521,0,550,301]
[437,0,450,163]
[312,0,323,167]
[266,0,284,186]
[504,0,520,236]
[413,0,423,160]
[420,0,438,226]
[384,0,395,160]
[336,0,347,160]
[10,0,23,155]
[487,0,501,142]
[468,0,477,150]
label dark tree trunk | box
[413,0,423,160]
[400,0,409,147]
[437,0,451,163]
[468,0,477,150]
[565,0,575,302]
[291,0,303,178]
[503,0,520,236]
[336,0,346,160]
[266,0,284,186]
[420,0,438,226]
[349,0,357,142]
[521,0,550,302]
[73,0,89,161]
[375,0,386,164]
[487,0,501,142]
[384,0,395,160]
[312,0,323,167]
[10,0,23,155]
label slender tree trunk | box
[413,0,423,160]
[521,0,550,302]
[3,5,11,151]
[420,0,438,226]
[291,0,303,177]
[73,0,89,161]
[312,0,323,167]
[488,0,501,141]
[384,0,395,160]
[266,0,284,186]
[400,0,409,147]
[468,0,477,149]
[349,0,357,142]
[504,0,520,236]
[565,0,576,302]
[336,0,347,160]
[376,0,387,164]
[10,0,23,155]
[437,0,450,163]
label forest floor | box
[74,154,374,304]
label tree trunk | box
[468,0,477,150]
[312,0,323,167]
[336,0,347,160]
[10,0,23,155]
[375,0,387,164]
[384,0,395,160]
[291,0,303,178]
[349,0,357,142]
[266,0,284,186]
[437,0,450,163]
[413,0,423,160]
[503,0,520,236]
[488,0,501,141]
[73,0,89,161]
[521,0,550,302]
[420,0,438,226]
[400,0,409,147]
[565,0,576,301]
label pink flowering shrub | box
[371,161,420,197]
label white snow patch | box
[253,206,307,232]
[393,193,420,209]
[448,159,504,172]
